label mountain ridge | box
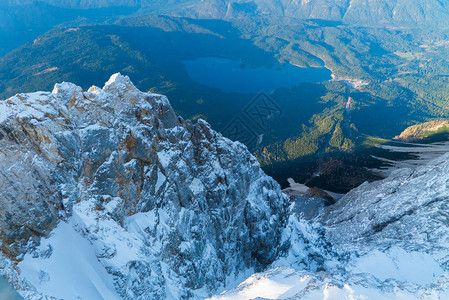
[4,0,449,27]
[0,73,289,299]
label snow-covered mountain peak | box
[104,72,132,87]
[103,72,139,96]
[0,74,290,299]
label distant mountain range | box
[4,0,449,27]
[152,0,449,27]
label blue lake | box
[183,57,332,94]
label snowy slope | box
[213,248,449,299]
[19,220,120,300]
[213,153,449,299]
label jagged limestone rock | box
[0,73,289,299]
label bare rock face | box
[321,154,449,257]
[0,73,289,299]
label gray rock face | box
[322,153,449,258]
[0,73,289,299]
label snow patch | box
[189,178,204,194]
[18,220,120,300]
[0,103,12,123]
[349,246,443,284]
[126,211,157,236]
[155,169,166,192]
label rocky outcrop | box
[0,73,289,299]
[395,119,449,142]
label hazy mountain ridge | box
[3,0,449,27]
[145,0,449,27]
[0,1,138,56]
[1,0,138,9]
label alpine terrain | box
[0,74,289,299]
[218,152,449,299]
[1,74,449,299]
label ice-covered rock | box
[322,153,449,258]
[0,73,289,299]
[214,151,449,299]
